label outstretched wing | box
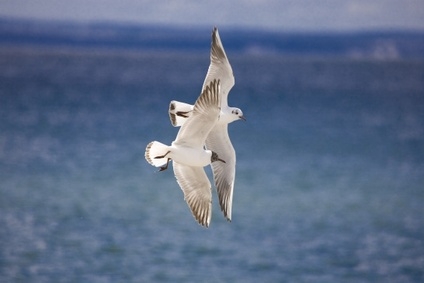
[173,161,212,227]
[205,123,236,221]
[202,27,234,108]
[174,79,220,148]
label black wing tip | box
[223,210,232,222]
[210,27,227,62]
[211,26,219,46]
[222,208,232,222]
[194,211,209,228]
[186,197,211,228]
[169,100,176,111]
[194,212,210,228]
[199,221,210,228]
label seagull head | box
[211,151,226,163]
[231,108,246,121]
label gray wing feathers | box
[173,162,212,227]
[202,28,234,108]
[193,78,220,116]
[205,124,236,221]
[174,79,221,148]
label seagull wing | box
[202,27,234,108]
[205,123,235,221]
[173,161,212,227]
[174,79,220,148]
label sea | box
[0,46,423,282]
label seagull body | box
[145,79,225,227]
[168,27,244,222]
[169,27,244,128]
[145,141,215,168]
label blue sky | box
[1,0,424,31]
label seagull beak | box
[239,115,246,121]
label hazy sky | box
[1,0,424,31]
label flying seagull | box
[168,27,244,222]
[145,79,225,227]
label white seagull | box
[168,27,244,222]
[145,79,225,227]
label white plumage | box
[145,79,225,227]
[168,27,244,222]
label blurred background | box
[1,1,424,282]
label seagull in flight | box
[145,79,226,227]
[168,27,244,222]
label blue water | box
[1,48,424,282]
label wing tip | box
[169,113,178,128]
[169,113,177,127]
[216,181,234,223]
[168,101,177,126]
[189,202,211,228]
[210,27,226,61]
[212,26,218,38]
[221,204,233,223]
[185,193,212,228]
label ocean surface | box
[1,47,423,282]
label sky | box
[1,0,424,32]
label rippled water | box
[1,48,423,282]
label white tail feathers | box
[145,141,170,167]
[168,100,193,127]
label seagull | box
[168,27,244,222]
[145,79,226,227]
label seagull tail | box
[145,141,170,167]
[168,100,193,127]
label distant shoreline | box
[1,18,424,59]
